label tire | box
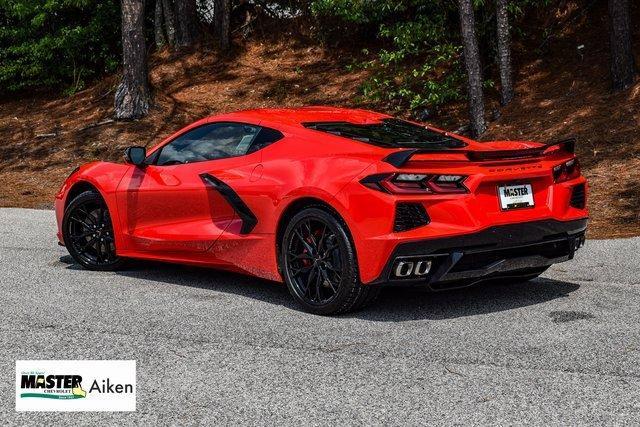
[280,207,379,315]
[62,190,124,271]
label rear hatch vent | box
[570,183,586,209]
[394,203,430,232]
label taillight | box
[552,158,581,183]
[360,173,468,194]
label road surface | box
[1,208,639,425]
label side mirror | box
[124,146,146,166]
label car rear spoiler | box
[382,138,576,167]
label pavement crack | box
[4,324,640,382]
[444,365,465,377]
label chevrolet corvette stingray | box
[55,107,588,314]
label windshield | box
[303,118,466,149]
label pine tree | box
[162,0,178,46]
[175,0,199,48]
[154,0,167,48]
[496,0,514,105]
[608,0,635,90]
[115,0,150,120]
[458,0,486,136]
[214,0,231,51]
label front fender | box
[54,162,132,248]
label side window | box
[155,123,261,166]
[247,127,284,154]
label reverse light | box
[435,175,463,182]
[395,173,428,182]
[360,173,468,194]
[553,158,581,183]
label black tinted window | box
[156,123,260,166]
[303,118,466,149]
[248,127,284,154]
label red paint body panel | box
[55,107,588,284]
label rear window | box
[302,118,466,149]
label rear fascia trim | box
[368,218,588,285]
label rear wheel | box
[62,190,123,271]
[281,207,379,315]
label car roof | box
[211,106,392,127]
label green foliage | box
[306,0,548,115]
[307,0,464,114]
[311,0,402,24]
[359,43,464,112]
[0,0,120,94]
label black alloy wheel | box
[281,207,380,315]
[286,217,342,305]
[62,190,123,271]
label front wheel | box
[281,207,379,315]
[62,190,124,271]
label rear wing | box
[383,138,576,167]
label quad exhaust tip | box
[393,258,433,279]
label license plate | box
[498,184,534,210]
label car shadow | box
[59,255,580,321]
[354,278,579,322]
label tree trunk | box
[214,0,231,51]
[175,0,199,48]
[154,0,167,48]
[115,0,150,120]
[496,0,514,105]
[458,0,486,137]
[608,0,635,90]
[162,0,177,46]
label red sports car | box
[55,107,588,314]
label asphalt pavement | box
[1,208,639,425]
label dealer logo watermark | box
[15,360,136,411]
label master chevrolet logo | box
[20,373,133,399]
[20,374,86,399]
[16,360,136,412]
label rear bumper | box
[369,218,587,288]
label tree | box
[154,0,167,48]
[115,0,150,120]
[175,0,199,48]
[608,0,635,90]
[214,0,231,51]
[163,0,178,46]
[458,0,486,136]
[496,0,514,105]
[0,0,120,94]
